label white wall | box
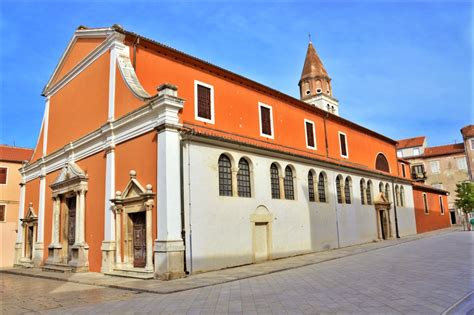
[183,140,417,273]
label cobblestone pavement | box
[2,231,473,314]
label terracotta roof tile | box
[396,136,426,149]
[0,145,34,163]
[461,125,474,138]
[300,42,329,80]
[412,182,449,195]
[423,143,465,158]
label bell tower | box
[299,38,339,115]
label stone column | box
[101,144,116,273]
[14,182,26,264]
[153,84,186,280]
[113,193,123,268]
[33,174,46,267]
[144,191,154,272]
[46,196,62,264]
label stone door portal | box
[27,226,34,259]
[254,222,268,262]
[67,197,76,262]
[379,211,386,240]
[132,212,146,268]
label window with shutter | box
[339,132,348,157]
[194,81,214,123]
[375,153,390,173]
[305,120,315,149]
[0,168,6,184]
[259,103,273,138]
[0,205,5,222]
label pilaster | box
[101,144,116,273]
[33,173,46,267]
[154,83,186,280]
[14,181,26,263]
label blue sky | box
[0,0,472,149]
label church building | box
[14,25,446,279]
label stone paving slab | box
[0,227,462,295]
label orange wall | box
[42,169,60,260]
[133,46,398,175]
[31,125,44,163]
[413,189,450,233]
[115,131,158,240]
[47,52,110,154]
[75,152,106,272]
[114,63,146,118]
[51,37,105,86]
[24,178,40,217]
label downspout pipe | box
[391,179,400,238]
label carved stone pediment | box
[374,192,391,206]
[21,202,38,225]
[50,162,88,195]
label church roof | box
[300,41,329,81]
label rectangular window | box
[338,132,348,158]
[259,103,274,138]
[430,161,440,174]
[439,196,445,215]
[194,80,214,123]
[401,164,406,177]
[423,193,429,214]
[470,139,474,150]
[397,151,403,158]
[413,148,420,156]
[0,205,5,222]
[0,168,6,184]
[457,158,467,170]
[304,119,316,149]
[432,183,443,189]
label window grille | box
[218,155,232,196]
[360,179,365,205]
[308,171,315,202]
[366,181,373,205]
[318,173,327,202]
[336,176,343,204]
[237,158,251,197]
[344,177,351,204]
[270,163,280,199]
[284,166,295,200]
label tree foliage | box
[455,182,474,214]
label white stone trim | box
[37,175,46,243]
[104,148,115,241]
[194,80,215,124]
[43,31,125,97]
[42,97,50,156]
[304,119,316,150]
[16,182,26,242]
[258,102,274,139]
[338,131,348,159]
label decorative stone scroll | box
[374,192,392,240]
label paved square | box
[1,231,473,314]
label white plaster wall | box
[396,184,417,236]
[183,141,416,273]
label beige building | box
[397,125,473,224]
[0,145,33,267]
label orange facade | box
[413,187,450,233]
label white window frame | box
[258,102,274,139]
[194,80,215,124]
[456,157,467,170]
[397,151,403,158]
[470,139,474,150]
[430,160,440,174]
[338,131,349,158]
[413,148,420,156]
[439,196,445,215]
[304,119,317,150]
[0,166,8,185]
[0,204,6,222]
[423,193,429,215]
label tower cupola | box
[299,38,339,115]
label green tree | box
[455,182,474,231]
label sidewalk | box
[0,227,463,294]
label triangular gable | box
[122,174,146,199]
[42,27,115,95]
[374,192,390,205]
[25,203,37,219]
[51,162,87,187]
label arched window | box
[318,172,327,203]
[336,175,343,204]
[395,185,400,206]
[270,163,280,199]
[400,186,405,207]
[218,154,232,196]
[344,177,352,204]
[366,180,373,205]
[308,171,315,202]
[360,179,366,205]
[375,153,390,173]
[284,166,295,200]
[237,158,251,197]
[379,182,384,193]
[385,183,391,201]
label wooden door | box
[132,212,146,268]
[27,226,34,259]
[379,211,386,240]
[67,198,76,262]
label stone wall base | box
[154,239,185,280]
[100,241,116,273]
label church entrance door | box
[132,212,146,268]
[67,197,76,262]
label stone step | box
[105,268,154,280]
[42,264,74,273]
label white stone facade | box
[182,139,417,273]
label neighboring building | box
[14,25,447,279]
[461,125,474,181]
[397,127,473,224]
[0,145,33,267]
[412,183,450,233]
